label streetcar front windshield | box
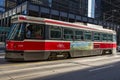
[7,23,44,40]
[7,23,25,40]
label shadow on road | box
[31,61,120,80]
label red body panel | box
[94,42,116,49]
[24,41,70,51]
[45,42,70,51]
[6,40,116,51]
[24,41,45,50]
[6,41,24,50]
[6,40,70,51]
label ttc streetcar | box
[5,15,116,61]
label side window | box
[101,33,107,41]
[108,34,113,41]
[50,26,62,39]
[64,28,73,40]
[75,30,84,40]
[84,31,92,41]
[113,35,116,42]
[25,23,44,39]
[25,24,33,39]
[94,32,100,41]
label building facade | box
[100,0,120,44]
[0,0,5,41]
[5,0,88,16]
[3,0,89,27]
[51,0,88,16]
[94,0,102,19]
[0,0,5,14]
[5,0,27,11]
[101,0,120,25]
[2,0,120,27]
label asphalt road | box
[0,52,120,80]
[40,59,120,80]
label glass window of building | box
[0,0,5,13]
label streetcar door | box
[70,30,84,57]
[63,28,74,56]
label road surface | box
[0,51,120,80]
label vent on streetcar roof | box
[87,23,103,29]
[74,22,87,25]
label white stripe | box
[89,65,114,72]
[94,42,116,44]
[24,50,69,52]
[17,15,115,33]
[45,22,94,31]
[24,39,70,42]
[23,40,116,44]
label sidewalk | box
[0,42,5,56]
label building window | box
[28,10,39,17]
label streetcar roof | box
[11,15,116,34]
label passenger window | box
[25,24,32,38]
[108,34,113,41]
[64,29,73,40]
[25,23,44,39]
[94,32,100,41]
[50,26,62,39]
[75,30,84,40]
[101,33,107,41]
[113,35,116,42]
[84,31,92,41]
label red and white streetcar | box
[5,15,117,61]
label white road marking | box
[89,65,114,72]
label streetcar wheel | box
[102,50,106,55]
[109,50,112,54]
[62,52,70,59]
